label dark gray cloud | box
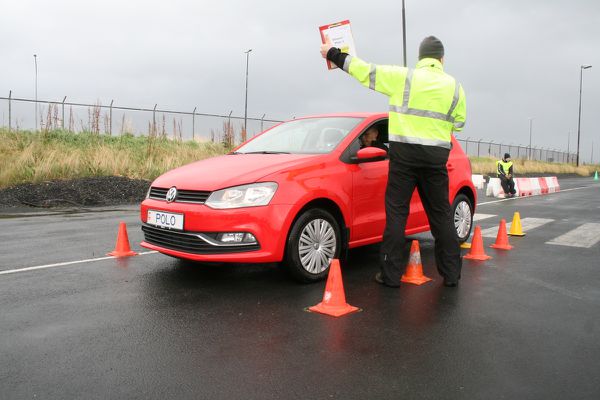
[1,0,599,160]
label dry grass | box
[470,156,598,176]
[1,128,597,189]
[0,128,228,189]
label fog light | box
[219,233,245,243]
[243,233,257,243]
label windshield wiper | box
[239,151,291,154]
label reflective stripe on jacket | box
[343,56,466,149]
[497,160,513,176]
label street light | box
[401,0,407,67]
[576,64,592,166]
[243,49,252,140]
[34,54,38,131]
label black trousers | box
[380,142,462,285]
[500,176,516,195]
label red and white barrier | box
[530,178,542,195]
[486,178,505,197]
[471,174,485,189]
[545,176,560,192]
[486,176,560,198]
[538,178,549,194]
[516,177,533,196]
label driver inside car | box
[360,126,388,153]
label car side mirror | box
[351,147,387,163]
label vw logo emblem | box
[166,187,177,203]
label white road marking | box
[473,213,496,222]
[480,218,554,238]
[0,251,158,276]
[546,223,600,248]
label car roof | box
[290,112,388,121]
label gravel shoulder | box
[0,176,150,211]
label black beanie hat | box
[504,153,511,159]
[418,36,444,60]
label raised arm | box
[321,36,406,97]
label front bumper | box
[140,199,293,263]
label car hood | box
[152,153,321,191]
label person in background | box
[360,126,388,152]
[497,153,516,197]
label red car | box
[140,113,476,282]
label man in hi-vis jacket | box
[320,35,466,288]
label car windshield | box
[234,117,363,154]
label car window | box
[235,117,363,154]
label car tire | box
[284,208,342,283]
[452,193,473,243]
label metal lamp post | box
[243,49,252,139]
[576,64,592,166]
[34,54,38,131]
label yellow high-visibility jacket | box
[342,56,466,149]
[497,160,514,177]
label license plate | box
[147,210,184,230]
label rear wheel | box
[452,193,473,243]
[284,208,342,283]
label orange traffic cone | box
[308,259,359,317]
[490,219,513,250]
[401,240,432,285]
[107,221,138,257]
[463,225,492,261]
[508,211,526,236]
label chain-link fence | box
[455,137,576,164]
[0,92,283,146]
[1,93,577,163]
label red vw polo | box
[140,113,476,282]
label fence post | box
[60,96,67,130]
[227,110,233,147]
[477,139,482,157]
[8,90,11,132]
[260,113,266,134]
[192,106,196,141]
[109,100,114,136]
[153,104,157,137]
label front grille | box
[149,187,211,204]
[142,224,260,254]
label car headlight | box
[205,182,278,209]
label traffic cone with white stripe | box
[308,259,359,317]
[401,240,432,285]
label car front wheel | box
[284,208,342,283]
[452,193,473,243]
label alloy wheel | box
[298,218,337,274]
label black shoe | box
[443,280,459,287]
[443,273,461,287]
[374,272,400,288]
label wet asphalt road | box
[1,178,599,399]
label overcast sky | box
[1,0,599,159]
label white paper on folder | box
[323,23,356,69]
